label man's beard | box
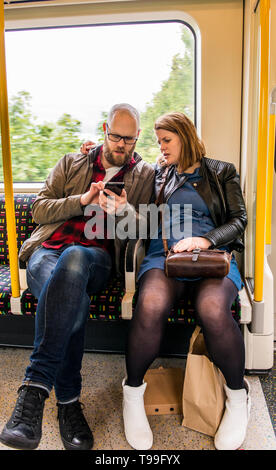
[103,139,135,167]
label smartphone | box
[103,181,125,196]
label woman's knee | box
[196,296,230,330]
[134,291,171,330]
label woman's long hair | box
[154,112,206,172]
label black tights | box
[126,269,245,390]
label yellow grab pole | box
[254,0,270,302]
[265,98,275,245]
[0,0,20,298]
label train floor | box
[0,347,275,451]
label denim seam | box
[32,278,51,377]
[25,277,52,390]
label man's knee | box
[57,246,88,274]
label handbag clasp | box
[192,248,201,262]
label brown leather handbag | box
[163,239,231,279]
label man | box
[0,103,155,450]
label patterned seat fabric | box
[0,194,37,266]
[0,265,13,315]
[0,194,241,323]
[0,194,37,316]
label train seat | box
[0,192,246,358]
[0,192,241,322]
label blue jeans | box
[24,244,112,402]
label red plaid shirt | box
[42,147,136,253]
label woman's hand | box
[172,237,212,252]
[80,140,96,155]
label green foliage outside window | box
[0,91,82,181]
[0,27,194,182]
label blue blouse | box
[138,167,242,291]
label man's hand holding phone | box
[99,182,127,215]
[81,181,127,214]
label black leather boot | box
[0,384,48,450]
[57,400,94,450]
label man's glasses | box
[106,124,138,145]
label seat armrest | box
[121,239,146,320]
[19,259,28,292]
[239,284,252,324]
[125,239,146,292]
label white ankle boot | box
[214,378,251,450]
[122,378,153,450]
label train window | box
[0,21,195,182]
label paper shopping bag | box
[144,367,184,415]
[182,326,226,436]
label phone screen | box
[103,182,125,196]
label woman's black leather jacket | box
[154,156,247,253]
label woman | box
[122,112,250,451]
[80,112,249,451]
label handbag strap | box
[155,167,170,255]
[162,230,169,255]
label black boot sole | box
[61,436,94,450]
[0,428,40,450]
